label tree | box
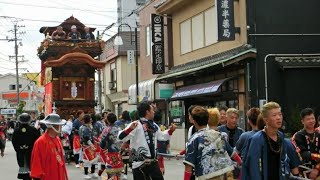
[17,101,25,115]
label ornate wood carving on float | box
[38,16,106,118]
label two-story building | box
[153,0,256,135]
[0,74,43,115]
[102,32,140,117]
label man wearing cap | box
[67,25,81,42]
[12,113,40,180]
[30,114,69,180]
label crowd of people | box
[0,101,176,180]
[182,102,320,180]
[1,101,320,179]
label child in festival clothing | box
[99,112,123,180]
[80,114,98,179]
[184,106,235,180]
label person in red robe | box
[0,115,7,157]
[30,113,68,180]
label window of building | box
[204,7,218,46]
[180,6,218,54]
[110,62,117,89]
[228,79,238,91]
[228,100,239,109]
[9,84,21,90]
[192,13,204,50]
[9,85,15,90]
[146,26,151,56]
[180,19,192,54]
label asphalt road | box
[0,141,184,180]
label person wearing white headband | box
[30,114,69,180]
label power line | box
[0,57,14,63]
[47,0,118,11]
[0,65,13,70]
[0,22,26,108]
[0,51,9,57]
[0,1,118,13]
[21,33,40,52]
[0,16,116,27]
[24,61,37,72]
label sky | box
[0,0,121,74]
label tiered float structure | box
[38,16,105,118]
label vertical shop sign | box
[151,14,165,74]
[217,0,235,41]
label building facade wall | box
[139,0,170,81]
[120,56,137,90]
[153,0,252,145]
[102,31,141,112]
[0,75,42,111]
[248,0,320,123]
[0,75,30,92]
[168,0,248,66]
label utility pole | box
[97,31,102,114]
[14,24,20,108]
[134,27,139,105]
[0,17,24,116]
[10,24,25,108]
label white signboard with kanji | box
[1,108,16,115]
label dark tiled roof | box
[275,56,320,68]
[157,45,256,80]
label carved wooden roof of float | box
[37,39,105,60]
[39,16,96,36]
[44,52,106,69]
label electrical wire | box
[0,1,117,13]
[0,65,13,70]
[0,51,9,57]
[0,1,144,74]
[0,16,116,27]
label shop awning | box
[128,78,156,104]
[170,78,230,100]
[156,45,256,81]
[275,56,320,68]
[128,79,175,104]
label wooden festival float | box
[38,16,106,118]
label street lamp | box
[114,23,139,105]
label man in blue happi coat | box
[242,102,300,180]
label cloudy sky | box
[0,0,121,74]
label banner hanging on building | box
[44,82,52,115]
[151,14,165,74]
[217,0,235,41]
